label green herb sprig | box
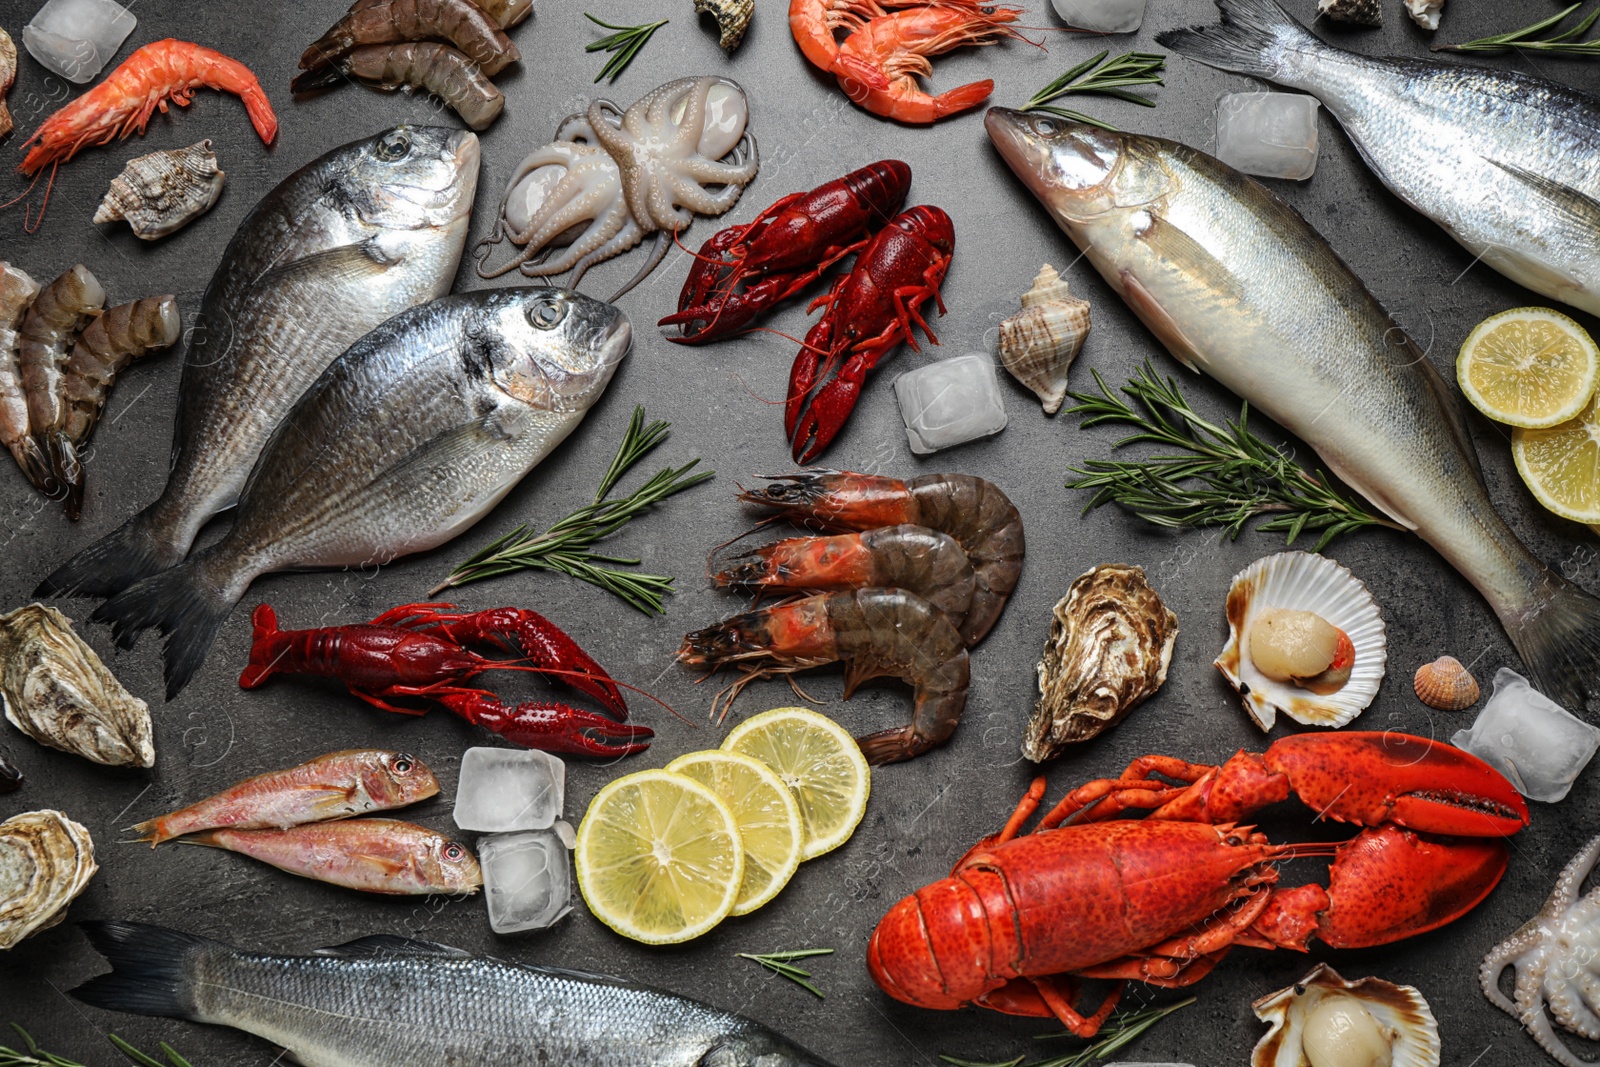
[585,14,668,83]
[1437,3,1600,55]
[1022,50,1166,131]
[1,1025,197,1067]
[940,997,1194,1067]
[1065,361,1403,551]
[430,406,712,613]
[737,949,834,998]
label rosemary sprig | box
[430,406,713,613]
[736,949,834,998]
[1022,50,1165,131]
[585,14,668,83]
[1,1026,197,1067]
[940,997,1194,1067]
[1065,361,1403,551]
[1436,3,1600,54]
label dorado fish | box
[75,922,839,1067]
[93,288,629,698]
[184,819,481,894]
[1160,0,1600,315]
[40,125,478,600]
[985,109,1600,713]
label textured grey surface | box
[0,1,1596,1065]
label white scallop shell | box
[1214,551,1386,730]
[1252,963,1440,1067]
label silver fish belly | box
[986,108,1600,713]
[41,125,478,600]
[74,922,838,1067]
[1160,0,1600,315]
[93,288,629,698]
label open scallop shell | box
[1215,552,1386,731]
[1253,963,1439,1067]
[0,809,97,950]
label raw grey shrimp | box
[353,0,532,28]
[679,587,970,764]
[16,264,104,498]
[300,0,520,77]
[0,262,41,489]
[291,43,504,131]
[739,470,1024,645]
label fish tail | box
[1156,0,1323,82]
[35,505,186,599]
[1505,573,1600,717]
[72,920,214,1020]
[91,552,244,700]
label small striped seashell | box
[1413,655,1478,710]
[694,0,753,51]
[93,141,224,240]
[1317,0,1380,25]
[997,263,1090,415]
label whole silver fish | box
[75,922,839,1067]
[1160,0,1600,315]
[41,125,478,600]
[92,288,630,697]
[986,109,1600,713]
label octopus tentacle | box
[560,218,645,288]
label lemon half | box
[1513,393,1600,523]
[722,707,870,861]
[1457,307,1599,428]
[667,750,803,915]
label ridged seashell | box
[694,0,753,51]
[1317,0,1380,25]
[0,809,97,950]
[0,604,154,768]
[1215,552,1386,731]
[1024,563,1178,760]
[1252,963,1440,1067]
[1404,0,1443,31]
[0,27,15,140]
[1413,655,1478,710]
[0,749,19,792]
[997,264,1090,415]
[93,140,224,240]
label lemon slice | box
[575,769,744,944]
[722,707,869,861]
[1457,307,1600,428]
[1513,393,1600,523]
[667,750,803,915]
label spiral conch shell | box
[0,809,97,950]
[695,0,753,51]
[0,604,154,768]
[1414,655,1478,710]
[997,264,1090,415]
[93,140,225,240]
[1024,563,1178,761]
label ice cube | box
[1050,0,1146,33]
[23,0,136,84]
[479,829,572,934]
[1450,668,1600,803]
[1215,92,1320,181]
[894,353,1008,455]
[453,747,565,832]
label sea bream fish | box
[985,109,1600,713]
[1159,0,1600,316]
[74,922,842,1067]
[40,125,478,600]
[92,288,630,698]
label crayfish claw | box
[437,693,653,758]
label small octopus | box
[1482,832,1600,1067]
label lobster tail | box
[238,604,283,689]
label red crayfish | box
[239,602,652,757]
[867,732,1529,1036]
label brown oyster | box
[0,604,154,768]
[0,809,97,950]
[1024,563,1178,760]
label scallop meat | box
[1253,963,1439,1067]
[997,263,1090,415]
[0,809,97,950]
[93,140,225,240]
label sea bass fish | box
[93,288,629,697]
[76,922,840,1067]
[134,749,438,845]
[41,125,479,600]
[1160,0,1600,315]
[185,819,480,895]
[985,109,1600,713]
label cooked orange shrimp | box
[19,39,277,175]
[835,4,1024,123]
[789,0,895,90]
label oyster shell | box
[997,264,1089,415]
[93,140,224,240]
[695,0,753,51]
[1317,0,1380,25]
[1404,0,1443,31]
[0,27,15,140]
[0,809,97,950]
[1413,655,1478,710]
[1024,563,1177,760]
[0,603,154,768]
[0,748,19,792]
[1253,963,1439,1067]
[1215,552,1386,731]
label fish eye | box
[376,130,413,162]
[443,843,464,861]
[1035,118,1059,136]
[528,296,567,330]
[390,755,413,775]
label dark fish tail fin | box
[1506,573,1600,717]
[36,506,185,599]
[1156,0,1322,81]
[72,921,214,1020]
[91,553,242,699]
[237,604,283,689]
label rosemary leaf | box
[940,997,1194,1067]
[1,1026,199,1067]
[1022,51,1166,130]
[1436,3,1600,54]
[737,949,834,998]
[586,14,668,82]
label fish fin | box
[529,963,638,986]
[128,816,167,846]
[1506,574,1600,717]
[1156,0,1322,81]
[1118,270,1208,373]
[72,921,215,1020]
[253,238,408,292]
[313,934,472,960]
[1485,159,1600,234]
[1416,350,1485,480]
[91,552,243,699]
[382,411,528,488]
[1318,455,1419,531]
[35,505,186,599]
